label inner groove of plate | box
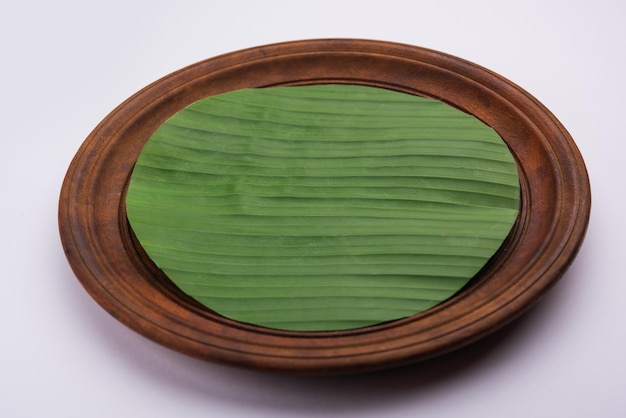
[124,83,521,332]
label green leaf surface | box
[126,84,520,331]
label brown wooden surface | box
[58,39,591,374]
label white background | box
[2,1,624,416]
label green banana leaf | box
[126,84,520,331]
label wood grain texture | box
[59,39,591,374]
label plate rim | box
[58,38,590,374]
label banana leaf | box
[126,84,520,331]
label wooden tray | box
[58,39,590,374]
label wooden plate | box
[59,39,590,374]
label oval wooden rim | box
[59,39,590,374]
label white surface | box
[2,1,624,417]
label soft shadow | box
[58,234,571,415]
[226,300,555,414]
[84,288,563,415]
